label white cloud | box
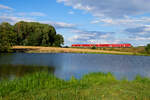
[41,21,76,29]
[67,28,150,46]
[0,16,34,24]
[17,12,46,17]
[57,0,150,46]
[91,17,150,27]
[99,34,112,39]
[28,12,46,17]
[0,12,75,29]
[134,37,150,41]
[125,25,150,36]
[68,29,118,44]
[127,36,150,46]
[0,4,13,10]
[0,16,76,29]
[57,0,150,18]
[68,11,74,15]
[144,25,150,32]
[68,34,123,44]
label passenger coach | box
[72,44,132,48]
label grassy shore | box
[0,72,150,100]
[12,46,149,56]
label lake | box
[0,53,150,80]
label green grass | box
[0,72,150,100]
[26,50,150,56]
[12,46,150,56]
[71,46,150,56]
[26,48,150,56]
[68,51,150,56]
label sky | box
[0,0,150,46]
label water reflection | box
[0,53,150,80]
[0,64,55,80]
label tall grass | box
[0,71,150,100]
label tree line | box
[0,21,64,52]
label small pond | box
[0,53,150,80]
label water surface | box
[0,53,150,80]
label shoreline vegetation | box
[0,70,150,99]
[12,46,150,56]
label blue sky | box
[1,0,150,46]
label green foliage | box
[145,44,150,54]
[0,21,64,52]
[14,21,64,46]
[91,46,96,49]
[0,70,150,100]
[53,34,64,47]
[0,22,16,52]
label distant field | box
[12,46,136,55]
[12,46,149,56]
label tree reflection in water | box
[0,64,55,80]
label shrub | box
[91,46,96,49]
[145,44,150,54]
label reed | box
[0,71,150,100]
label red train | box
[72,44,132,48]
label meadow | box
[0,70,150,100]
[12,46,150,56]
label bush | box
[91,46,96,49]
[145,44,150,54]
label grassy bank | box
[12,46,150,56]
[0,72,150,100]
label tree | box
[0,21,64,52]
[13,21,61,46]
[145,44,150,54]
[53,34,64,47]
[0,33,11,52]
[0,22,16,52]
[91,46,96,49]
